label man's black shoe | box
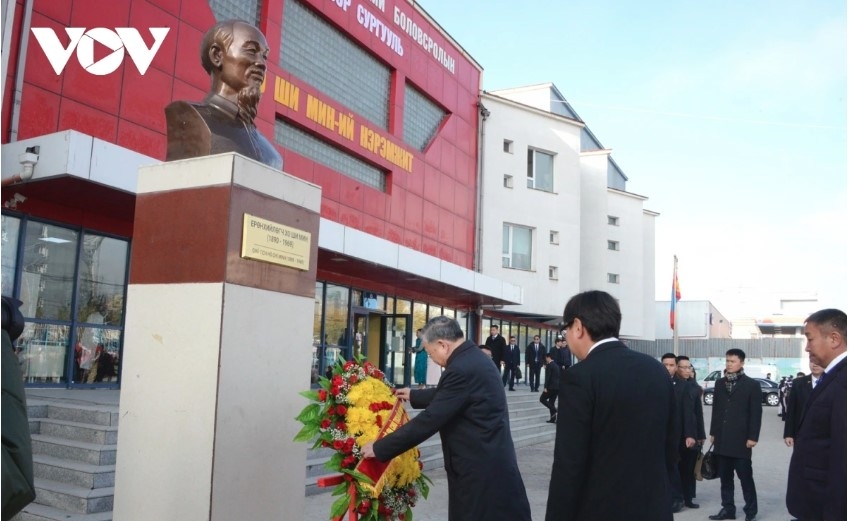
[684,501,699,508]
[671,500,683,513]
[709,509,736,520]
[744,515,755,521]
[508,388,515,391]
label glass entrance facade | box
[2,213,129,387]
[310,280,470,387]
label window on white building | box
[502,224,533,270]
[607,273,620,284]
[503,174,513,188]
[549,266,558,280]
[608,240,619,251]
[527,149,554,192]
[550,230,559,245]
[503,139,513,153]
[608,215,619,226]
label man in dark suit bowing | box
[525,335,546,392]
[545,290,675,521]
[786,308,846,521]
[783,360,823,446]
[363,316,531,521]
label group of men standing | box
[484,327,572,391]
[362,293,846,521]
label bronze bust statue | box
[165,20,283,170]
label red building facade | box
[2,0,521,388]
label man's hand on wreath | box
[394,388,411,401]
[362,442,376,459]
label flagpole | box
[672,255,679,356]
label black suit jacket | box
[783,374,813,439]
[672,376,697,449]
[543,360,561,391]
[545,340,675,521]
[525,342,546,367]
[710,373,762,459]
[374,340,531,521]
[504,344,521,369]
[786,357,847,521]
[485,334,507,366]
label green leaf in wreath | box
[299,389,320,401]
[406,506,414,520]
[331,482,347,496]
[420,478,430,499]
[330,494,350,518]
[295,403,321,423]
[325,452,343,470]
[342,468,373,485]
[293,423,319,442]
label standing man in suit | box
[362,316,531,521]
[677,355,706,509]
[545,290,675,521]
[786,308,846,521]
[525,335,546,392]
[485,325,506,374]
[709,349,762,521]
[503,336,521,391]
[540,351,560,423]
[783,360,823,446]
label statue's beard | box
[236,85,261,125]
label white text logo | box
[31,27,170,75]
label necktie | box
[816,372,828,386]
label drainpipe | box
[1,0,18,106]
[474,97,490,273]
[9,0,34,142]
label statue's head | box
[200,20,269,122]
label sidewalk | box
[305,406,794,520]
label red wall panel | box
[7,0,481,268]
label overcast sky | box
[419,0,848,318]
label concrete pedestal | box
[113,154,321,520]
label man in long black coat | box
[787,308,847,521]
[484,325,507,371]
[545,291,675,521]
[676,355,705,509]
[783,361,822,446]
[709,349,762,521]
[363,316,531,521]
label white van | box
[701,363,778,391]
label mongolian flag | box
[670,255,681,330]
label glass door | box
[380,314,412,387]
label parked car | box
[703,378,780,407]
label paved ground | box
[305,401,795,521]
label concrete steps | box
[13,400,118,521]
[304,390,556,494]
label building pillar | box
[113,154,321,520]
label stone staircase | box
[305,389,556,494]
[14,388,555,519]
[14,399,118,521]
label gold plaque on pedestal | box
[241,213,311,270]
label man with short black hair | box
[525,335,546,392]
[786,308,846,521]
[709,349,762,521]
[540,351,560,423]
[545,291,675,521]
[676,355,705,509]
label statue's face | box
[218,22,269,94]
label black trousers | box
[502,366,518,389]
[678,445,699,501]
[539,389,557,416]
[717,454,758,516]
[528,362,542,390]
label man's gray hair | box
[421,316,464,344]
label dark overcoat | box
[485,334,507,367]
[786,357,847,521]
[374,340,531,521]
[545,341,675,521]
[783,374,812,440]
[543,360,560,391]
[710,373,762,459]
[672,376,697,449]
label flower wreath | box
[295,355,430,520]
